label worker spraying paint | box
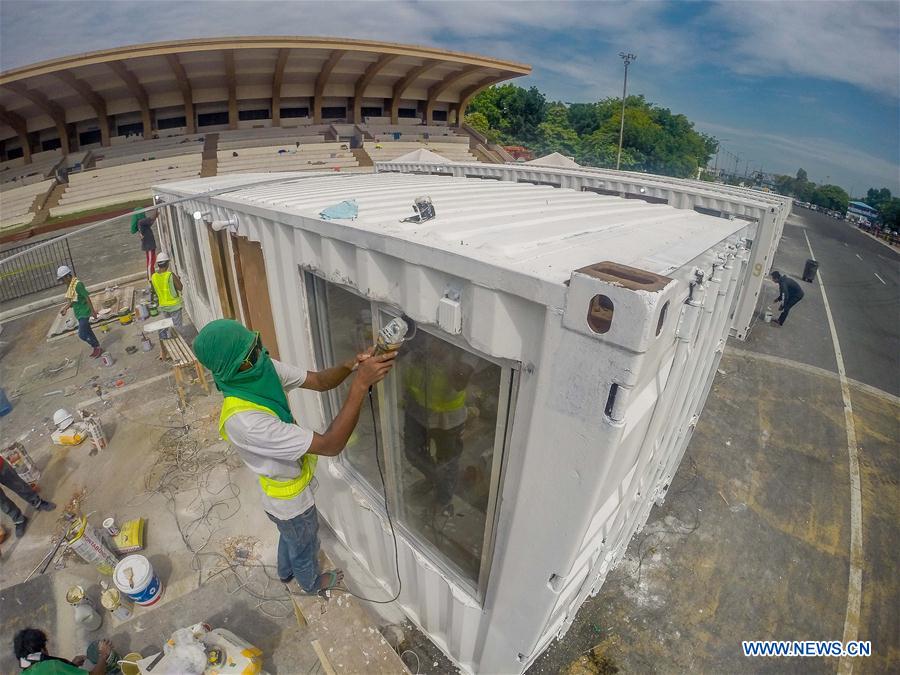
[193,319,396,595]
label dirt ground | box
[0,303,407,674]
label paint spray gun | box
[374,315,417,356]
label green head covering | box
[130,207,144,234]
[193,319,293,423]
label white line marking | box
[805,231,863,675]
[855,253,862,260]
[874,272,886,285]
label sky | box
[1,0,898,195]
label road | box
[752,207,900,397]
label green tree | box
[534,104,581,156]
[567,103,602,136]
[796,168,808,183]
[864,187,892,211]
[464,112,495,141]
[811,184,850,214]
[878,198,900,228]
[467,87,719,177]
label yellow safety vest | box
[218,396,317,500]
[404,363,466,413]
[151,270,183,310]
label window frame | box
[303,271,517,601]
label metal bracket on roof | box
[401,195,436,223]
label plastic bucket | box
[114,554,162,606]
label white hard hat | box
[53,408,74,430]
[156,252,171,265]
[56,265,72,279]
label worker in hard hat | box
[57,265,102,359]
[402,334,474,517]
[1,454,55,540]
[150,253,184,340]
[193,319,396,595]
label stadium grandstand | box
[0,37,529,232]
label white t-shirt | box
[223,359,316,520]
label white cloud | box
[707,0,900,99]
[697,121,900,192]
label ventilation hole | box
[587,294,614,334]
[604,383,619,418]
[656,301,669,336]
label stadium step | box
[31,182,67,226]
[201,133,219,177]
[351,147,374,167]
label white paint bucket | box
[114,554,163,607]
[763,309,773,323]
[66,517,119,575]
[100,353,115,367]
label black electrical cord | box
[330,386,402,604]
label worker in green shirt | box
[56,265,102,358]
[14,628,112,674]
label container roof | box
[157,172,745,286]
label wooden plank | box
[310,639,337,675]
[232,236,280,359]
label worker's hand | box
[90,313,98,321]
[354,351,396,389]
[60,306,68,316]
[343,346,374,372]
[72,656,86,666]
[98,639,112,659]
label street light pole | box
[616,52,636,170]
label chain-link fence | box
[0,236,74,302]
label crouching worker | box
[193,319,396,595]
[14,628,112,674]
[150,252,183,345]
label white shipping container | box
[155,168,757,674]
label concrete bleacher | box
[0,150,64,186]
[50,155,201,217]
[363,140,478,163]
[0,179,56,230]
[91,135,206,168]
[216,126,334,150]
[217,141,358,174]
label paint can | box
[148,303,159,317]
[141,334,153,351]
[136,303,149,320]
[66,516,119,575]
[102,517,120,537]
[66,586,103,631]
[100,352,115,367]
[763,308,773,323]
[114,554,163,606]
[101,587,134,620]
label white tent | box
[525,152,581,169]
[390,148,452,164]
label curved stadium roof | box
[0,36,530,157]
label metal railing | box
[0,236,74,302]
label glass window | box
[179,208,210,305]
[305,273,512,592]
[383,323,504,584]
[308,278,382,488]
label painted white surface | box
[154,170,751,674]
